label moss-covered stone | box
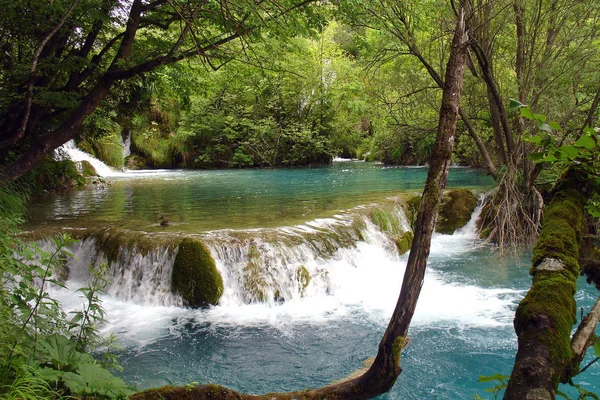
[370,207,403,235]
[89,228,180,264]
[436,189,477,234]
[78,160,98,177]
[296,265,311,295]
[242,245,269,302]
[125,154,150,170]
[394,231,413,255]
[171,238,223,308]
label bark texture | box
[130,9,471,400]
[504,167,592,399]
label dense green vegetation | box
[1,0,599,398]
[0,186,134,399]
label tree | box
[0,0,322,182]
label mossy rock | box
[436,189,477,234]
[125,154,150,170]
[370,207,403,235]
[78,160,98,177]
[172,238,223,308]
[296,265,311,295]
[395,231,414,255]
[242,259,269,302]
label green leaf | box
[574,134,596,150]
[541,153,558,162]
[520,107,534,120]
[478,373,510,383]
[533,113,547,123]
[509,98,526,110]
[549,121,561,130]
[556,390,570,399]
[528,152,546,162]
[559,145,579,160]
[38,367,65,383]
[594,340,600,357]
[538,122,552,133]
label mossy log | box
[171,238,224,308]
[504,167,593,399]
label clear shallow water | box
[25,162,494,232]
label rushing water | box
[30,151,600,398]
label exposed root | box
[478,164,542,253]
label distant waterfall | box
[122,132,132,158]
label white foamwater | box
[47,203,523,347]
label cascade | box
[52,200,520,330]
[55,140,124,177]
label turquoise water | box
[33,162,599,399]
[109,247,600,399]
[26,162,493,232]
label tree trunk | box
[504,167,593,399]
[131,8,471,400]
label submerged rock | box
[436,189,477,234]
[171,238,223,308]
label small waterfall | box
[122,132,131,158]
[58,207,407,308]
[56,140,121,177]
[64,237,181,306]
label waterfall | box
[42,201,523,342]
[122,131,132,158]
[55,140,123,177]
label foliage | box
[0,188,134,398]
[512,99,600,218]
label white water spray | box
[48,203,522,345]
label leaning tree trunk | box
[504,167,594,399]
[130,8,471,400]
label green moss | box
[297,265,311,295]
[436,189,477,234]
[89,229,180,264]
[514,271,577,383]
[172,238,223,308]
[94,132,125,169]
[79,160,97,177]
[391,336,406,369]
[242,245,269,302]
[125,154,150,170]
[394,231,413,255]
[19,156,84,193]
[404,195,421,229]
[513,168,589,387]
[370,207,403,235]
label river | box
[28,154,600,399]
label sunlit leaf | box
[574,134,596,150]
[520,107,534,120]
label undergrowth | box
[0,185,135,399]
